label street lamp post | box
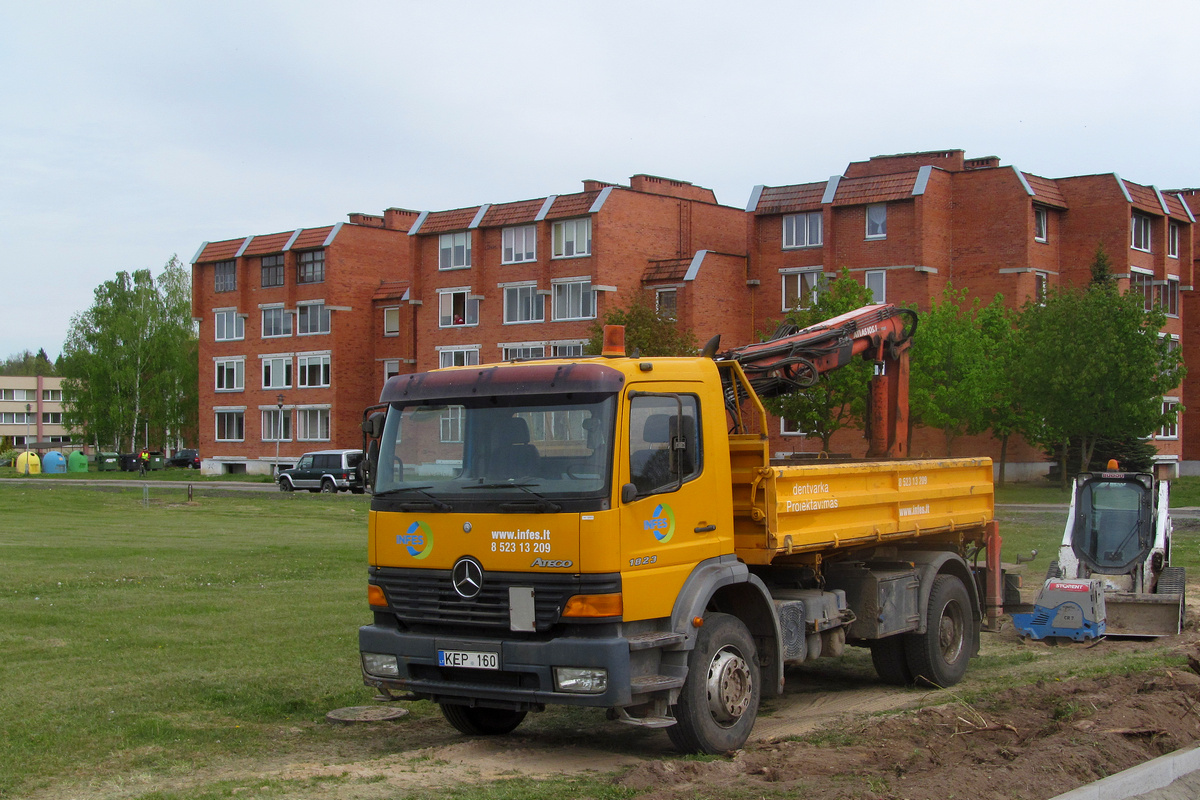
[24,403,31,475]
[274,394,285,477]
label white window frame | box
[440,405,464,443]
[214,309,244,342]
[1131,213,1152,252]
[1159,399,1179,440]
[503,344,546,360]
[261,306,292,338]
[1159,277,1180,317]
[865,270,886,304]
[502,225,537,264]
[781,417,810,437]
[438,346,480,368]
[261,355,293,390]
[1130,268,1153,312]
[1035,272,1049,305]
[656,288,677,318]
[781,270,821,311]
[552,218,591,258]
[1168,222,1180,259]
[297,353,331,388]
[383,306,400,336]
[1034,207,1048,242]
[866,204,887,239]
[438,288,479,327]
[296,302,330,335]
[782,211,822,249]
[215,357,244,392]
[42,389,62,402]
[552,341,585,358]
[439,231,472,270]
[503,283,545,324]
[296,407,331,442]
[41,411,63,424]
[215,410,245,442]
[551,278,595,321]
[261,408,291,442]
[383,359,401,382]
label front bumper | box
[359,623,634,710]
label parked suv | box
[168,449,201,469]
[278,449,364,494]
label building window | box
[214,309,244,341]
[1160,400,1179,439]
[1169,223,1180,259]
[1035,272,1049,304]
[782,270,821,311]
[552,218,591,258]
[297,250,325,283]
[552,280,595,320]
[504,284,544,323]
[383,306,400,336]
[216,411,244,442]
[1158,277,1180,317]
[42,389,62,402]
[262,408,291,442]
[297,408,330,441]
[41,412,63,424]
[439,232,472,270]
[503,225,537,264]
[0,388,30,401]
[215,358,244,392]
[439,347,479,368]
[865,270,886,304]
[262,356,292,390]
[261,254,284,287]
[214,260,236,292]
[1034,207,1048,242]
[383,360,401,382]
[297,303,330,335]
[781,417,809,436]
[552,343,584,357]
[782,211,822,248]
[438,289,479,327]
[503,345,545,360]
[440,405,464,443]
[866,204,887,239]
[297,354,331,388]
[0,412,31,424]
[1130,270,1153,312]
[261,307,292,338]
[1131,214,1152,252]
[656,288,677,318]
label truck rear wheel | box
[870,635,914,686]
[906,574,975,688]
[668,612,760,754]
[439,704,527,736]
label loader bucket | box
[1102,593,1184,637]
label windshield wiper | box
[373,486,451,512]
[463,481,562,512]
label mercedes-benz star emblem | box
[451,557,484,599]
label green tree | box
[584,295,698,357]
[1089,242,1114,286]
[60,256,198,452]
[764,269,874,452]
[1013,280,1184,486]
[0,349,56,376]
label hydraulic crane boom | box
[718,304,918,458]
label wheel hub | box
[706,647,752,725]
[938,602,964,662]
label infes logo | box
[397,521,434,559]
[644,504,676,543]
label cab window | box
[628,394,700,496]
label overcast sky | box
[4,1,1198,360]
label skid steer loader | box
[1014,461,1185,639]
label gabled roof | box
[831,172,921,206]
[243,231,294,256]
[372,280,410,302]
[546,191,602,219]
[480,198,546,228]
[194,238,244,263]
[643,257,691,283]
[753,182,825,215]
[1124,182,1165,215]
[419,207,482,235]
[1023,173,1068,209]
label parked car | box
[278,449,364,494]
[167,449,201,469]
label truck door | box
[619,390,722,621]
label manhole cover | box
[325,705,410,723]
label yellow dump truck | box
[358,305,1002,753]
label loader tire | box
[1157,566,1187,633]
[1045,560,1061,581]
[906,575,975,688]
[870,635,914,686]
[667,613,760,754]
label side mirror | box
[621,482,638,504]
[362,413,385,438]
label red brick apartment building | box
[748,150,1194,476]
[191,155,1196,478]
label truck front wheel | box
[668,612,760,754]
[906,574,975,687]
[440,704,527,736]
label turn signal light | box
[367,584,387,607]
[562,592,623,618]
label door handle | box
[694,524,716,533]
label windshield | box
[1072,478,1152,572]
[372,393,616,512]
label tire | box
[870,635,914,686]
[278,477,293,492]
[1045,560,1061,581]
[667,612,760,754]
[320,478,336,494]
[440,704,527,736]
[1157,566,1187,633]
[350,487,365,495]
[906,574,976,688]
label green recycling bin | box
[97,452,120,471]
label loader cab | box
[1070,471,1154,574]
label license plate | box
[438,649,499,669]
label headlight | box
[554,667,608,693]
[362,652,400,678]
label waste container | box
[68,451,89,472]
[119,453,140,472]
[15,452,41,474]
[149,452,165,470]
[97,452,120,471]
[42,451,66,473]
